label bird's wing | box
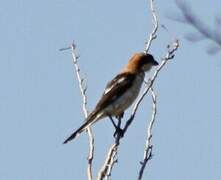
[94,72,136,112]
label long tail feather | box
[63,120,92,144]
[63,111,100,144]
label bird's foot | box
[113,127,124,138]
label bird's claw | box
[113,127,124,138]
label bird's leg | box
[108,116,118,129]
[108,115,124,138]
[113,115,124,138]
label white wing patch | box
[104,76,126,95]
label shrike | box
[63,53,158,144]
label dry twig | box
[136,38,179,179]
[70,42,95,180]
[144,0,159,53]
[138,87,156,180]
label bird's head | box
[123,53,159,73]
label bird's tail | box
[63,110,101,144]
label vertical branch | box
[144,0,159,54]
[138,87,157,180]
[70,42,95,180]
[96,142,118,180]
[134,39,178,179]
[97,119,121,180]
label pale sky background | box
[1,0,221,179]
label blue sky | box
[0,0,221,179]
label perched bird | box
[63,53,158,144]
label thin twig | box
[138,87,156,180]
[144,0,159,54]
[105,118,122,179]
[70,42,95,180]
[96,118,121,180]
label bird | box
[63,52,158,144]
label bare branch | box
[136,39,179,179]
[171,0,221,54]
[138,87,156,180]
[70,42,95,180]
[59,46,71,51]
[96,118,121,180]
[144,0,159,54]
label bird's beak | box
[152,59,159,66]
